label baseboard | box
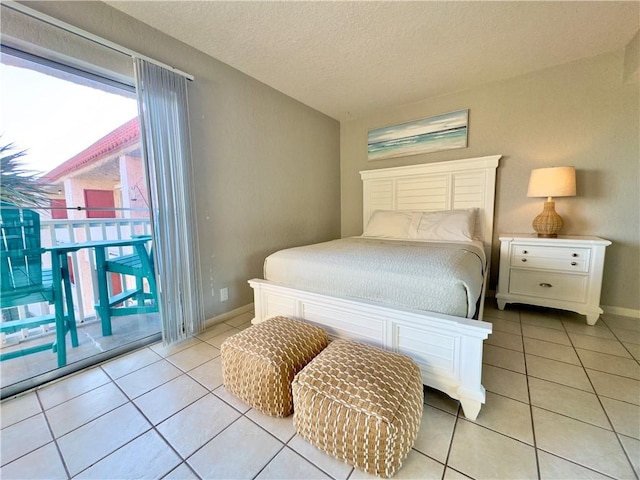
[602,305,640,319]
[204,303,254,328]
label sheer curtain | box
[134,58,205,343]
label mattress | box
[264,237,486,318]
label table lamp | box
[527,166,576,237]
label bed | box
[249,155,500,420]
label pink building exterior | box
[43,117,149,221]
[41,118,151,317]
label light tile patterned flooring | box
[1,303,639,479]
[1,313,161,390]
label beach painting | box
[367,109,468,161]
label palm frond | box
[0,143,55,208]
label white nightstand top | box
[499,234,611,246]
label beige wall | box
[19,2,638,315]
[24,1,341,319]
[341,51,639,313]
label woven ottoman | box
[292,339,423,478]
[221,316,328,417]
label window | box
[0,10,159,397]
[0,2,195,399]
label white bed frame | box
[249,155,501,420]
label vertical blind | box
[134,58,205,343]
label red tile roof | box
[44,117,140,182]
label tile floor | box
[1,303,639,479]
[1,313,161,390]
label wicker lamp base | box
[532,201,563,238]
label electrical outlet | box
[220,287,228,302]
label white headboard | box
[360,155,501,257]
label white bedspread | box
[264,237,486,318]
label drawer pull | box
[522,250,528,254]
[572,253,579,257]
[521,258,527,262]
[571,262,577,266]
[539,283,553,288]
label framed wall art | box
[367,109,468,161]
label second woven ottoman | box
[221,316,328,417]
[292,339,423,478]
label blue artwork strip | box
[368,109,468,160]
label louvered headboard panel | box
[360,155,501,256]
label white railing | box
[40,218,153,323]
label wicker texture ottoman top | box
[221,316,328,417]
[292,339,423,478]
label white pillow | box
[413,208,477,242]
[362,210,421,239]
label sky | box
[0,61,138,174]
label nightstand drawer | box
[509,270,588,303]
[511,246,590,272]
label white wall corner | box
[623,29,640,84]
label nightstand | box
[496,234,611,325]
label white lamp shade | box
[527,166,576,198]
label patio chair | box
[94,235,158,336]
[0,205,78,367]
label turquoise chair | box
[0,205,78,366]
[94,235,158,337]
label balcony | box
[1,217,161,395]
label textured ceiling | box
[106,1,639,121]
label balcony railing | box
[1,216,157,390]
[2,216,153,352]
[38,217,153,324]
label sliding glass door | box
[1,2,201,398]
[0,47,161,398]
